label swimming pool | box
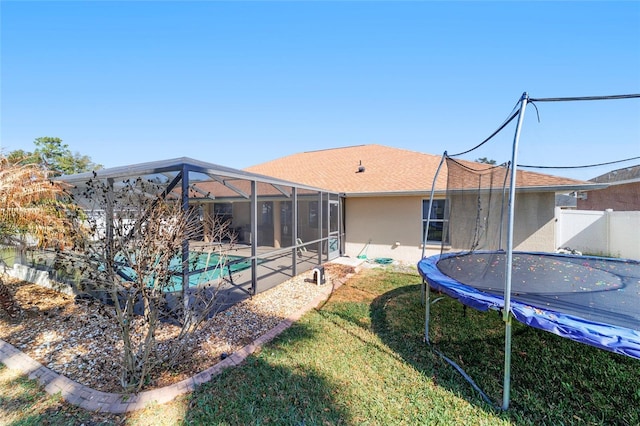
[114,252,253,293]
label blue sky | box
[2,1,639,181]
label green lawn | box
[1,268,638,425]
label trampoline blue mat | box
[418,251,640,360]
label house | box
[246,144,603,263]
[555,193,578,209]
[577,164,640,211]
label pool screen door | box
[328,199,339,260]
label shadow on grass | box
[367,281,640,425]
[0,364,121,426]
[185,324,351,425]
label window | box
[309,201,318,228]
[213,203,233,224]
[422,199,448,244]
[260,202,273,226]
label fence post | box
[605,209,613,256]
[554,207,562,251]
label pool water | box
[115,252,251,292]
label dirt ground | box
[0,263,355,394]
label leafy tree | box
[34,137,102,175]
[5,149,32,165]
[475,157,497,165]
[9,137,102,176]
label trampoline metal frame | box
[422,93,530,410]
[421,92,640,410]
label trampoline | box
[418,251,640,360]
[417,92,640,409]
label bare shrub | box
[60,176,236,392]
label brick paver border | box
[0,271,356,413]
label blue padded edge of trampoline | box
[418,252,640,360]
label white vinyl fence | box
[555,207,640,260]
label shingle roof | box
[590,164,640,184]
[245,144,592,195]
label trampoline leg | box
[502,316,513,410]
[424,279,431,344]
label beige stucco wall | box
[343,192,557,264]
[344,196,436,264]
[447,191,556,252]
[512,192,556,251]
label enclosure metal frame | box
[59,157,342,297]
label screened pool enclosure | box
[60,157,343,304]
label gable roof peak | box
[303,144,369,154]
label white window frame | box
[422,199,448,244]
